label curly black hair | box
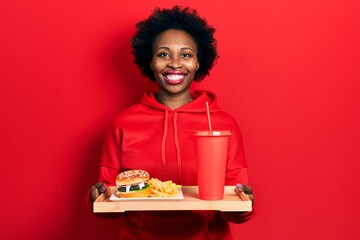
[131,5,218,81]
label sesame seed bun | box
[116,169,150,186]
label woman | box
[89,6,255,239]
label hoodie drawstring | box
[161,109,168,169]
[173,112,182,184]
[160,110,183,184]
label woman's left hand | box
[235,184,254,204]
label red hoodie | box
[98,90,255,239]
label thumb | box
[94,182,107,193]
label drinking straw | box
[206,101,212,132]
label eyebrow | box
[154,46,194,51]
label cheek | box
[187,61,200,72]
[150,60,165,72]
[191,58,200,71]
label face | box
[150,29,199,98]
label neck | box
[157,92,193,110]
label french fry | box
[151,188,172,197]
[148,178,182,197]
[150,178,163,191]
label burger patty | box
[117,182,149,192]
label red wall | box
[1,0,360,239]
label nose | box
[168,56,182,69]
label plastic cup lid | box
[192,130,231,136]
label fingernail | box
[236,183,243,190]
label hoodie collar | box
[139,90,222,113]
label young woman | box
[89,6,255,239]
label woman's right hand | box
[89,182,108,203]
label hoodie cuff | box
[220,203,256,224]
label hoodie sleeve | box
[225,119,248,185]
[98,120,123,185]
[86,121,122,212]
[219,204,256,223]
[222,118,256,223]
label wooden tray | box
[93,186,252,212]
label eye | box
[181,53,192,58]
[157,52,169,57]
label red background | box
[1,0,360,239]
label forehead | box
[153,29,197,50]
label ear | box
[196,63,200,70]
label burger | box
[116,169,152,198]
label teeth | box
[165,74,184,81]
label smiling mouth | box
[163,74,186,85]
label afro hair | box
[131,5,218,81]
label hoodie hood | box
[138,90,222,183]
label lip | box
[162,70,187,85]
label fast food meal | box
[148,178,182,197]
[116,169,151,198]
[115,169,182,198]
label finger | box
[94,182,107,193]
[236,183,244,191]
[241,185,253,195]
[235,184,254,202]
[248,193,254,203]
[89,185,100,203]
[234,187,250,201]
[241,186,254,204]
[104,187,113,198]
